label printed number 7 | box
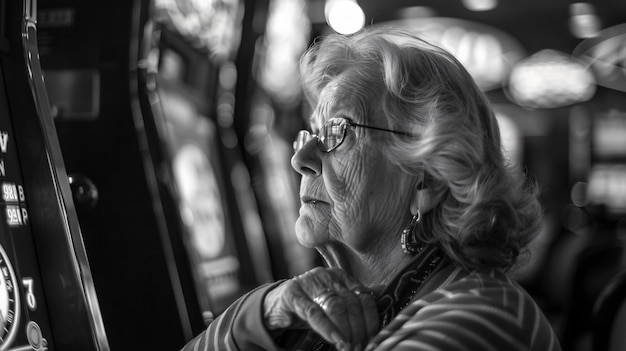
[22,278,37,310]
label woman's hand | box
[263,267,380,351]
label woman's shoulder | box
[445,266,524,290]
[374,267,561,350]
[421,266,535,310]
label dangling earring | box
[401,210,424,255]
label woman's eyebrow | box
[333,114,351,121]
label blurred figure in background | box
[181,27,561,351]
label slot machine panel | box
[34,0,270,348]
[0,75,48,350]
[0,0,277,349]
[0,0,108,350]
[35,0,206,348]
[0,79,55,350]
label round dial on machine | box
[0,243,19,350]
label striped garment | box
[180,254,561,350]
[365,267,561,351]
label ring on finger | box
[352,287,376,297]
[313,289,339,310]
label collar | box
[375,244,449,326]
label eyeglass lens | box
[293,130,312,153]
[292,118,348,153]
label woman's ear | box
[410,182,444,215]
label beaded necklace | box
[378,246,445,327]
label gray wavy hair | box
[299,27,543,270]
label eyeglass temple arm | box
[349,121,416,137]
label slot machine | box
[0,0,108,350]
[133,0,275,317]
[572,26,626,217]
[34,0,274,349]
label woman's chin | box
[295,217,326,248]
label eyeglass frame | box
[293,116,415,154]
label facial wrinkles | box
[315,80,379,245]
[311,89,417,257]
[341,139,368,221]
[329,141,363,238]
[348,137,412,248]
[314,118,412,257]
[325,142,369,242]
[373,172,411,234]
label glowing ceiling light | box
[569,2,601,39]
[325,0,365,35]
[461,0,498,12]
[506,49,596,109]
[377,17,526,91]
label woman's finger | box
[314,287,354,348]
[265,268,381,350]
[332,272,380,347]
[335,285,367,350]
[299,269,361,349]
[352,287,379,340]
[293,289,349,349]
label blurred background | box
[1,0,625,350]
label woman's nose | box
[291,137,322,176]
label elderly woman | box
[181,27,561,351]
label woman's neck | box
[316,238,414,287]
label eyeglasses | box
[293,117,414,154]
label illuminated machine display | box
[573,24,626,215]
[135,0,274,317]
[0,0,108,350]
